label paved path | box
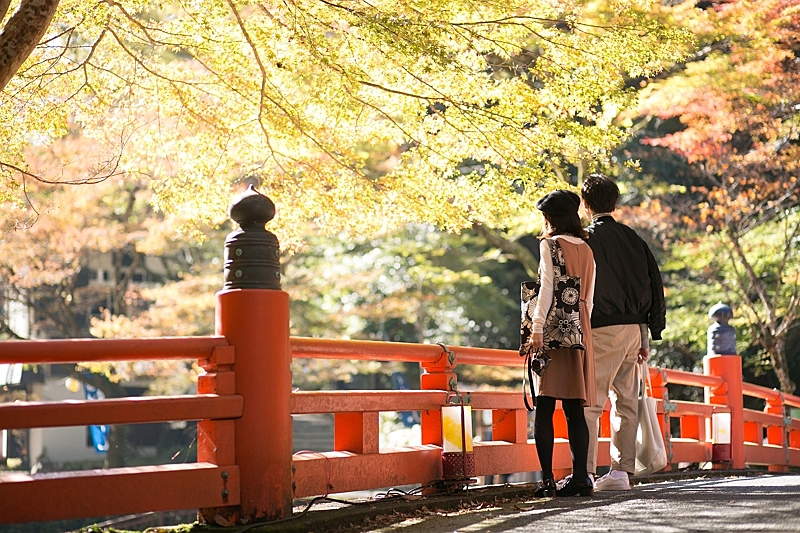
[321,474,800,533]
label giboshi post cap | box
[708,302,733,322]
[229,184,276,231]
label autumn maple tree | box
[0,133,224,465]
[633,0,800,393]
[0,0,693,247]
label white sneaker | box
[594,470,631,491]
[556,473,594,490]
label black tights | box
[534,396,589,481]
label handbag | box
[520,239,586,354]
[635,362,669,475]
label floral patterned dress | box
[532,236,597,407]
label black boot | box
[533,478,556,498]
[556,475,594,497]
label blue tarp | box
[83,382,109,454]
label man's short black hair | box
[581,174,619,214]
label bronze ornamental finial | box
[223,185,281,289]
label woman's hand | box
[530,332,544,351]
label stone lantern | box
[707,302,736,356]
[707,302,736,463]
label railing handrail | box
[742,382,785,403]
[290,336,521,366]
[0,335,524,367]
[0,336,229,364]
[660,367,726,390]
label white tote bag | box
[635,362,668,475]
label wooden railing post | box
[420,344,457,447]
[201,186,292,525]
[766,393,789,472]
[197,344,237,510]
[704,355,745,469]
[704,303,745,469]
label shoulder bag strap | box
[522,351,537,411]
[549,238,566,278]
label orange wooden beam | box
[292,391,445,414]
[469,391,526,410]
[292,446,442,498]
[791,427,800,449]
[290,337,521,367]
[662,368,726,390]
[491,409,527,444]
[745,443,787,466]
[198,419,236,466]
[0,464,238,524]
[0,336,228,364]
[334,412,379,454]
[0,394,243,429]
[742,382,784,403]
[291,337,445,363]
[742,409,783,427]
[290,390,526,414]
[680,415,701,440]
[671,400,729,417]
[669,438,712,464]
[292,440,579,499]
[473,440,576,476]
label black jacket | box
[585,216,666,340]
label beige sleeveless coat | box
[534,238,597,407]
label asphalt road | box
[308,473,800,533]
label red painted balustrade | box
[1,289,799,526]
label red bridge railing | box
[0,336,240,524]
[1,285,799,527]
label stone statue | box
[707,302,737,355]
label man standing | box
[580,174,666,491]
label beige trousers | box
[585,324,641,475]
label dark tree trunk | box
[768,338,796,395]
[0,0,61,91]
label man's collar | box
[590,212,615,222]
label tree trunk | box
[472,224,539,278]
[768,338,796,395]
[0,0,61,91]
[105,424,130,469]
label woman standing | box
[529,190,596,498]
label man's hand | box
[638,347,649,363]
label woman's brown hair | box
[541,211,588,240]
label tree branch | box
[727,225,777,332]
[0,0,62,91]
[472,223,539,278]
[0,0,11,23]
